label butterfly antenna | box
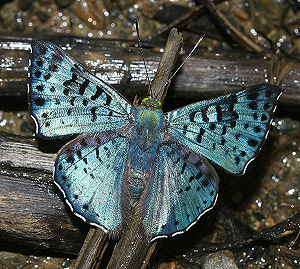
[134,19,152,96]
[157,35,205,99]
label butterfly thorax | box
[124,105,165,205]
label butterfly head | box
[140,97,162,110]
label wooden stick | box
[74,228,108,269]
[150,28,183,101]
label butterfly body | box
[125,103,165,205]
[28,41,281,242]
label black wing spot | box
[67,108,71,116]
[222,126,227,135]
[63,73,77,87]
[196,128,205,143]
[231,94,238,104]
[108,111,113,117]
[180,163,187,174]
[183,124,188,135]
[45,122,50,127]
[79,79,90,95]
[189,111,197,122]
[241,151,246,157]
[202,178,209,187]
[105,94,112,106]
[80,139,87,147]
[235,156,240,165]
[244,123,249,130]
[35,70,41,78]
[209,123,216,130]
[58,164,62,170]
[174,221,179,225]
[216,105,222,121]
[196,170,203,179]
[203,200,207,205]
[63,88,70,96]
[264,102,271,111]
[248,139,258,147]
[36,85,44,91]
[39,45,46,55]
[233,111,239,119]
[265,89,272,97]
[83,99,88,106]
[254,126,261,133]
[83,167,87,174]
[42,113,48,118]
[76,150,82,159]
[55,99,60,105]
[50,86,55,92]
[67,156,75,163]
[185,185,191,191]
[253,113,258,120]
[36,59,43,67]
[178,188,183,194]
[70,97,76,106]
[189,176,195,183]
[49,64,58,72]
[221,138,226,146]
[247,91,258,100]
[74,195,78,199]
[91,86,103,100]
[44,73,51,80]
[195,160,202,167]
[210,190,214,196]
[201,107,209,122]
[261,114,268,121]
[230,120,236,127]
[83,204,89,210]
[83,157,88,165]
[249,101,258,110]
[90,107,97,122]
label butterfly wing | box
[55,130,130,234]
[142,140,219,241]
[165,85,281,174]
[28,41,133,138]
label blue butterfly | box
[28,41,281,241]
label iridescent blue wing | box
[28,41,133,138]
[55,130,130,235]
[165,85,281,174]
[142,140,219,241]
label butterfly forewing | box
[142,140,218,241]
[55,131,130,233]
[165,85,281,174]
[29,41,133,138]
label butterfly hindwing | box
[55,130,130,233]
[165,85,281,174]
[29,41,133,138]
[142,140,219,241]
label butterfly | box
[28,41,281,242]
